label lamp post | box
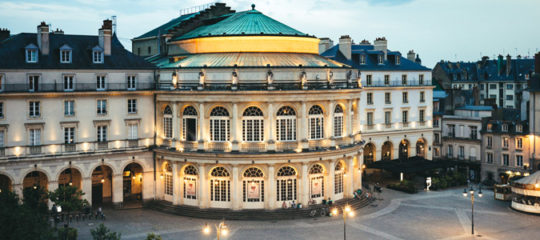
[462,186,482,235]
[203,220,229,240]
[332,204,355,240]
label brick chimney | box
[318,37,333,55]
[99,19,112,56]
[374,37,388,60]
[0,28,9,42]
[338,35,351,60]
[407,50,415,61]
[37,22,49,55]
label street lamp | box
[203,221,229,240]
[332,204,355,240]
[462,186,482,235]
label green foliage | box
[430,171,468,190]
[387,180,417,193]
[91,223,122,240]
[146,233,163,240]
[58,226,78,240]
[48,185,87,212]
[0,189,55,240]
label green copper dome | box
[173,9,310,41]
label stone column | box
[112,174,123,208]
[347,100,353,144]
[142,170,154,202]
[300,102,309,150]
[346,157,355,198]
[356,98,362,136]
[266,165,275,209]
[13,183,23,201]
[326,102,334,148]
[354,155,362,190]
[172,102,180,144]
[198,103,205,151]
[267,103,276,151]
[82,177,92,205]
[231,165,240,210]
[300,163,309,206]
[178,164,185,205]
[231,103,239,152]
[198,164,208,208]
[172,162,180,205]
[327,160,336,201]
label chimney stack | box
[37,22,49,55]
[318,37,333,55]
[497,55,503,75]
[407,50,415,61]
[535,52,540,74]
[99,19,112,56]
[0,28,9,42]
[53,28,64,35]
[374,37,387,60]
[506,54,512,76]
[338,35,352,60]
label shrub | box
[146,233,163,240]
[91,223,121,240]
[387,180,417,194]
[58,227,78,240]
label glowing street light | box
[463,186,482,235]
[332,204,355,240]
[203,220,229,240]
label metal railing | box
[64,144,76,152]
[363,79,432,87]
[160,80,358,91]
[240,142,266,152]
[97,142,108,150]
[276,141,298,151]
[0,82,155,93]
[29,146,41,155]
[128,140,138,148]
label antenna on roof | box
[112,15,117,34]
[179,1,218,16]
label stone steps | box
[146,196,373,221]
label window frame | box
[63,75,74,91]
[64,100,75,116]
[127,75,137,90]
[29,101,40,118]
[97,125,108,142]
[64,127,75,144]
[60,49,72,64]
[96,99,107,115]
[93,50,104,64]
[96,75,106,91]
[127,99,137,114]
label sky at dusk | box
[0,0,538,68]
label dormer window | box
[59,44,72,63]
[92,46,104,64]
[25,44,38,63]
[501,124,508,132]
[396,55,401,65]
[360,55,366,65]
[516,124,523,132]
[378,54,383,65]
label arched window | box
[163,105,173,139]
[184,165,198,200]
[210,107,230,142]
[164,163,173,196]
[333,105,344,137]
[210,167,230,202]
[308,105,324,140]
[309,164,324,199]
[276,106,296,141]
[242,107,264,142]
[382,141,393,161]
[243,167,264,202]
[276,166,297,201]
[182,106,198,141]
[334,162,344,195]
[399,140,409,161]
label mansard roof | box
[321,44,430,71]
[436,57,535,82]
[0,33,154,69]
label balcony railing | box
[0,148,4,157]
[0,82,155,93]
[159,80,358,91]
[240,142,266,152]
[181,141,198,151]
[276,141,298,152]
[128,140,139,148]
[97,142,108,150]
[363,79,432,87]
[207,142,231,152]
[29,146,41,155]
[64,144,76,152]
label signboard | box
[248,181,260,199]
[186,179,196,196]
[312,178,322,196]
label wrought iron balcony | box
[0,82,155,93]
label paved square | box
[71,188,540,240]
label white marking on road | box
[349,224,405,240]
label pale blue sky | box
[1,0,538,68]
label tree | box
[0,189,55,240]
[146,233,163,240]
[48,185,87,213]
[91,223,122,240]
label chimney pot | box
[318,37,333,54]
[37,22,49,55]
[407,50,415,61]
[338,35,352,60]
[99,19,112,56]
[0,28,10,42]
[374,37,388,60]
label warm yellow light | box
[82,142,89,151]
[524,173,530,176]
[203,224,211,234]
[535,183,540,189]
[14,147,21,156]
[132,176,136,180]
[145,138,151,147]
[221,228,228,236]
[49,145,57,154]
[515,172,521,176]
[295,148,302,153]
[101,178,105,183]
[348,211,355,217]
[345,205,351,213]
[160,174,164,180]
[332,208,338,216]
[115,140,121,149]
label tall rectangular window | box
[401,74,407,85]
[502,124,508,132]
[163,116,172,139]
[367,112,373,126]
[458,146,465,159]
[402,92,408,103]
[64,100,74,116]
[0,102,3,118]
[502,137,509,148]
[64,127,75,144]
[29,101,40,117]
[93,51,103,63]
[128,124,138,140]
[26,49,38,63]
[385,92,391,104]
[384,75,390,85]
[96,76,106,90]
[447,145,453,158]
[97,126,107,142]
[333,113,343,137]
[419,74,424,85]
[0,130,4,148]
[367,93,373,105]
[470,126,477,139]
[419,109,425,122]
[28,75,39,92]
[420,91,425,102]
[487,152,493,164]
[516,155,523,167]
[309,116,324,140]
[63,75,74,91]
[487,136,492,148]
[402,110,408,123]
[97,99,107,115]
[516,138,523,149]
[127,75,136,90]
[276,118,296,141]
[29,129,41,146]
[384,111,391,125]
[360,55,366,65]
[502,154,509,166]
[60,50,71,63]
[128,99,137,114]
[366,74,372,86]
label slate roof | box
[133,13,198,40]
[321,44,430,71]
[153,52,349,69]
[173,9,309,41]
[436,57,535,82]
[0,33,154,69]
[455,105,493,111]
